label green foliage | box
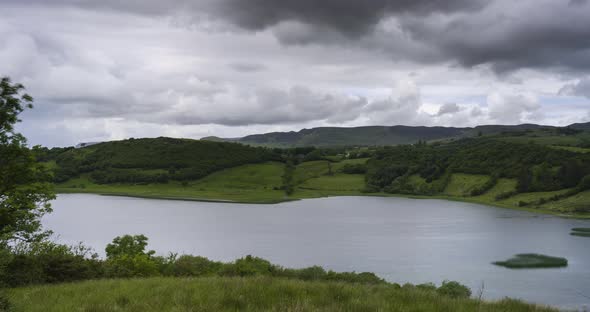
[0,290,11,312]
[8,277,557,312]
[104,254,160,278]
[167,255,223,277]
[470,174,499,196]
[366,139,590,195]
[46,137,279,184]
[0,77,55,244]
[281,160,295,195]
[437,280,472,299]
[104,235,158,278]
[105,234,155,259]
[2,241,101,287]
[220,255,276,277]
[493,254,568,269]
[340,163,367,174]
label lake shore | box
[55,186,590,219]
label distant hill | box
[205,124,565,147]
[569,122,590,131]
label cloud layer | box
[0,0,589,146]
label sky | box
[2,0,590,147]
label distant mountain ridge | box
[202,123,581,147]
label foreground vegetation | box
[5,235,531,311]
[8,277,557,312]
[493,254,568,269]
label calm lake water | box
[45,194,590,310]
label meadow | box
[8,277,557,312]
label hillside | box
[204,123,570,147]
[36,137,278,184]
[42,126,590,217]
[9,277,556,312]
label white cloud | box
[486,92,541,124]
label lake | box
[44,194,590,310]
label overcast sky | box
[2,0,590,147]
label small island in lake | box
[493,254,568,269]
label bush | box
[416,283,437,291]
[437,281,472,299]
[3,242,101,287]
[0,291,11,312]
[104,254,159,278]
[220,255,277,277]
[341,164,367,174]
[169,255,222,277]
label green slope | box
[9,277,556,312]
[57,162,287,203]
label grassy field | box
[8,277,557,312]
[549,145,590,153]
[55,158,590,218]
[444,174,490,197]
[471,178,518,202]
[56,162,288,203]
[540,190,590,213]
[498,189,573,207]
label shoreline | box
[55,188,590,219]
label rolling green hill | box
[41,125,590,217]
[201,123,590,147]
[37,137,279,184]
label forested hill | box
[36,137,279,184]
[203,124,563,147]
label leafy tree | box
[0,77,54,244]
[104,234,158,278]
[281,160,295,195]
[105,234,155,259]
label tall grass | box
[9,276,557,312]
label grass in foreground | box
[493,254,568,269]
[9,277,557,312]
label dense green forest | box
[366,139,590,194]
[36,138,280,184]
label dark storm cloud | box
[7,0,590,72]
[208,0,590,73]
[10,0,486,37]
[205,0,486,38]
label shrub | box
[220,255,277,277]
[416,283,437,291]
[169,255,222,277]
[437,280,472,299]
[104,254,159,278]
[0,291,11,312]
[106,235,155,259]
[3,242,101,287]
[295,266,326,281]
[341,164,367,174]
